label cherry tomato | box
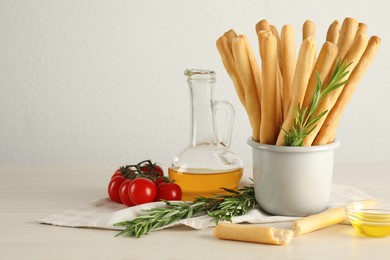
[152,164,164,176]
[119,180,134,207]
[154,176,165,186]
[140,164,164,177]
[108,176,127,203]
[128,178,157,205]
[155,183,182,201]
[111,169,122,179]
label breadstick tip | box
[343,17,358,24]
[282,24,294,31]
[223,29,238,39]
[303,20,316,40]
[256,19,270,33]
[371,35,381,44]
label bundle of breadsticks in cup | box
[216,17,380,146]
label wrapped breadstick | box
[232,36,262,142]
[258,30,279,144]
[304,33,368,146]
[314,36,381,145]
[326,20,340,44]
[214,223,294,246]
[280,25,296,118]
[276,37,316,145]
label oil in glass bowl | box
[346,201,390,238]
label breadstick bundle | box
[216,18,381,146]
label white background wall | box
[0,0,389,165]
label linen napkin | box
[39,177,374,231]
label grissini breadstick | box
[301,41,339,112]
[336,17,359,60]
[216,36,246,107]
[303,19,316,40]
[222,29,238,55]
[276,61,284,124]
[270,25,284,124]
[242,34,263,134]
[303,33,368,146]
[223,29,238,40]
[355,23,368,38]
[300,41,339,146]
[241,35,263,118]
[214,223,294,246]
[280,25,296,118]
[232,36,261,142]
[314,36,381,145]
[303,20,317,72]
[292,206,347,236]
[303,17,364,146]
[326,20,340,44]
[255,19,270,33]
[276,37,316,145]
[323,18,357,87]
[258,30,279,144]
[270,25,282,70]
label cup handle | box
[215,100,235,147]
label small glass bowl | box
[346,200,390,238]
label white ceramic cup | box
[248,138,340,217]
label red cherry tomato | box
[152,164,164,176]
[111,169,122,179]
[155,183,182,201]
[154,176,165,186]
[140,164,164,177]
[108,176,127,203]
[128,178,157,205]
[119,180,134,207]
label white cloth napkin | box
[39,183,373,231]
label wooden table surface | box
[0,163,389,259]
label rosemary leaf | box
[283,60,352,146]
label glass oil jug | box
[168,69,243,201]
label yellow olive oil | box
[350,222,390,237]
[168,168,243,201]
[349,211,390,237]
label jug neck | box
[185,69,218,146]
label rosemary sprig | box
[207,186,256,222]
[114,185,256,238]
[283,60,351,146]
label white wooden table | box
[0,163,389,259]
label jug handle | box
[215,100,235,147]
